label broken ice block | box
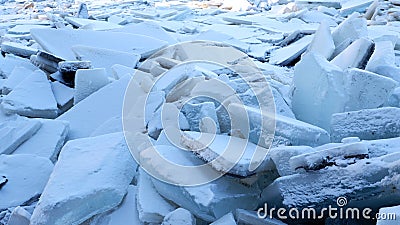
[57,75,130,139]
[268,146,315,176]
[65,17,123,31]
[0,116,41,155]
[181,102,220,133]
[269,35,313,66]
[12,119,69,162]
[331,38,374,70]
[1,70,58,118]
[30,28,168,60]
[0,54,38,78]
[74,68,110,105]
[50,81,74,111]
[152,175,260,222]
[137,170,176,224]
[262,153,400,214]
[292,53,347,131]
[30,132,136,225]
[6,206,31,225]
[0,154,53,211]
[210,212,236,225]
[331,107,400,142]
[161,208,195,225]
[182,131,275,177]
[344,68,397,111]
[331,12,368,46]
[58,61,92,85]
[72,45,140,76]
[289,142,368,171]
[1,67,34,95]
[228,103,330,148]
[0,42,38,58]
[366,41,396,73]
[306,21,335,59]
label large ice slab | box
[152,175,260,222]
[331,38,373,70]
[137,170,175,223]
[269,35,313,66]
[72,45,140,75]
[0,154,53,211]
[1,67,33,95]
[306,21,335,59]
[30,132,136,225]
[65,17,123,31]
[376,205,400,225]
[181,131,275,177]
[292,52,347,131]
[74,68,110,105]
[1,70,58,119]
[0,116,41,155]
[366,41,396,73]
[331,13,368,46]
[57,75,130,140]
[344,68,397,111]
[30,28,168,60]
[331,107,400,142]
[0,54,38,78]
[13,119,69,162]
[262,153,400,213]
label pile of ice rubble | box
[1,0,400,224]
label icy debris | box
[182,131,275,177]
[210,212,236,225]
[331,38,374,70]
[137,170,176,224]
[74,68,110,105]
[0,54,38,78]
[13,119,69,163]
[289,142,368,171]
[108,15,127,25]
[268,35,313,66]
[235,209,288,225]
[57,75,130,140]
[366,41,396,72]
[268,146,315,176]
[72,45,140,76]
[331,12,368,46]
[344,68,397,111]
[30,132,136,225]
[181,102,220,133]
[331,107,400,142]
[30,28,168,60]
[161,208,195,225]
[262,153,400,212]
[0,42,38,58]
[6,206,31,225]
[1,67,34,95]
[306,21,335,59]
[0,116,41,155]
[152,175,260,222]
[2,70,58,119]
[376,205,400,225]
[292,53,347,131]
[340,0,375,16]
[0,154,53,211]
